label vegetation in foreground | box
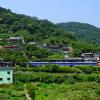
[1,82,100,100]
[35,82,100,100]
[0,83,26,100]
[1,65,100,100]
[13,65,100,100]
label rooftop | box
[0,67,13,70]
[95,52,100,54]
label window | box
[7,71,10,74]
[7,78,10,81]
[0,78,3,81]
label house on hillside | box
[9,37,21,42]
[81,52,100,61]
[28,42,37,45]
[62,46,72,53]
[3,45,18,50]
[94,52,100,60]
[43,43,47,47]
[0,67,13,84]
[51,45,60,50]
[0,38,3,41]
[81,53,94,61]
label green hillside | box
[57,22,100,44]
[0,7,100,61]
[0,7,76,62]
[0,7,75,45]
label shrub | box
[95,89,100,95]
[26,84,36,100]
[76,66,94,74]
[11,91,25,97]
[96,76,100,83]
[14,71,100,83]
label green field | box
[1,82,100,100]
[13,65,100,99]
[35,82,100,100]
[0,84,26,100]
[1,65,100,100]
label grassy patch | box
[0,84,26,100]
[35,82,100,100]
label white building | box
[94,52,100,60]
[81,53,94,60]
[9,37,21,42]
[81,52,100,61]
[0,67,13,84]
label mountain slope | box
[0,7,100,61]
[0,7,75,45]
[0,7,77,61]
[57,22,100,44]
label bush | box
[95,89,100,95]
[14,71,100,83]
[14,65,100,74]
[96,77,100,83]
[11,91,25,97]
[76,66,95,74]
[26,84,36,100]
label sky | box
[0,0,100,27]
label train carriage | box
[29,61,97,66]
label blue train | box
[29,61,97,66]
[0,61,98,67]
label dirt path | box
[24,84,32,100]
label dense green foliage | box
[14,71,100,83]
[15,65,100,74]
[13,65,100,100]
[0,49,28,62]
[25,45,53,60]
[0,83,26,100]
[0,7,74,44]
[1,82,100,100]
[57,22,100,44]
[57,22,100,56]
[26,83,36,100]
[35,82,100,100]
[14,65,100,83]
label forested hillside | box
[0,7,76,62]
[57,22,100,44]
[0,7,100,62]
[0,7,75,45]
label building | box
[9,37,21,42]
[81,53,94,61]
[3,45,18,49]
[81,52,100,61]
[0,67,13,84]
[94,52,100,60]
[28,42,37,45]
[0,38,3,41]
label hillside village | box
[1,3,100,100]
[0,35,100,62]
[1,7,100,85]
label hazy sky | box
[0,0,100,27]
